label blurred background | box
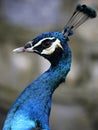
[0,0,98,130]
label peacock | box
[3,4,96,130]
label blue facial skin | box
[3,31,72,130]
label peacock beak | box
[13,41,34,53]
[13,46,35,53]
[13,46,25,53]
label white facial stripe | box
[41,39,63,55]
[33,37,55,48]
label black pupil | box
[41,39,52,48]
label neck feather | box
[3,47,72,130]
[34,46,72,93]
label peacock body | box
[3,4,96,130]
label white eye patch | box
[41,39,63,55]
[33,37,55,48]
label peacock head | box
[13,4,96,65]
[13,32,69,66]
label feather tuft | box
[63,4,97,36]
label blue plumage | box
[3,4,96,130]
[3,32,71,130]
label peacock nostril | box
[24,41,32,49]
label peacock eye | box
[41,39,52,49]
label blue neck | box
[33,46,71,93]
[3,47,71,130]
